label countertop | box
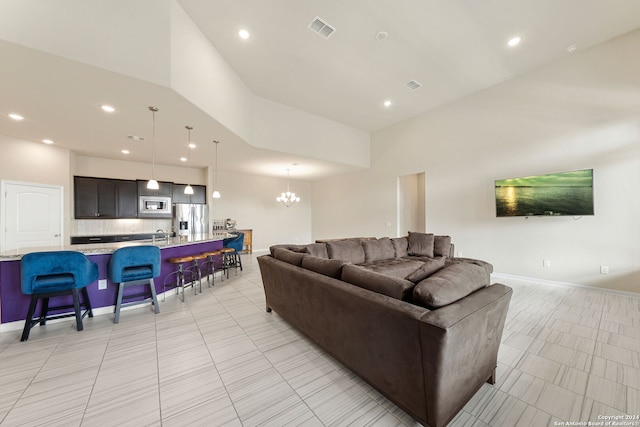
[0,233,233,261]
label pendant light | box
[147,106,160,190]
[184,126,194,195]
[212,140,221,198]
[277,168,300,207]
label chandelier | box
[277,168,300,207]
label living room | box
[0,1,639,425]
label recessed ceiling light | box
[180,157,187,162]
[42,139,54,144]
[121,149,130,154]
[566,44,579,53]
[507,36,522,47]
[8,113,24,121]
[383,100,392,107]
[376,31,389,42]
[188,143,196,149]
[239,29,250,40]
[100,105,116,113]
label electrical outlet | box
[543,260,551,268]
[98,279,107,290]
[600,266,609,275]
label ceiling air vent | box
[308,16,336,39]
[404,80,422,91]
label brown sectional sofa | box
[258,233,512,427]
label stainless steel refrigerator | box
[172,204,209,236]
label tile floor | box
[0,255,638,426]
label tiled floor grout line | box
[79,324,114,426]
[200,287,246,426]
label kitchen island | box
[0,233,230,325]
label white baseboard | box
[492,272,640,298]
[0,291,173,333]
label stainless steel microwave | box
[138,196,172,217]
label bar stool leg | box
[149,278,160,314]
[114,282,126,324]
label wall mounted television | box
[495,169,594,217]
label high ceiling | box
[2,0,640,179]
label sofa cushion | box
[273,248,306,266]
[391,237,408,258]
[358,258,424,279]
[362,237,395,262]
[302,242,329,258]
[341,264,416,301]
[326,239,365,264]
[405,257,446,283]
[301,256,344,279]
[408,232,434,257]
[413,263,488,309]
[445,257,493,278]
[434,235,452,258]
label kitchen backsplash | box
[72,219,173,236]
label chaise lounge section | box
[258,233,512,427]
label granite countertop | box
[0,232,233,261]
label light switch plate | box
[98,279,107,290]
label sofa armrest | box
[419,283,512,427]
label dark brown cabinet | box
[74,177,138,219]
[172,184,206,204]
[136,180,173,197]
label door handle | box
[54,234,60,237]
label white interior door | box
[1,181,63,251]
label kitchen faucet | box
[156,229,170,243]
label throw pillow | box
[273,248,306,266]
[304,242,329,258]
[362,237,395,262]
[405,257,446,283]
[391,237,408,258]
[433,235,452,258]
[301,256,344,279]
[341,264,415,301]
[412,263,488,309]
[326,239,366,264]
[407,232,435,257]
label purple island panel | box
[0,240,223,324]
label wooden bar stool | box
[188,253,206,293]
[219,247,241,279]
[201,250,223,286]
[163,256,195,302]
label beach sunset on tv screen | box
[495,169,594,217]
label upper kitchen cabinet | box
[74,177,138,219]
[137,180,173,197]
[172,184,206,204]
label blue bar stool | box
[20,251,98,341]
[108,245,161,323]
[222,232,244,278]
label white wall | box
[208,169,312,252]
[313,30,640,293]
[0,135,73,245]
